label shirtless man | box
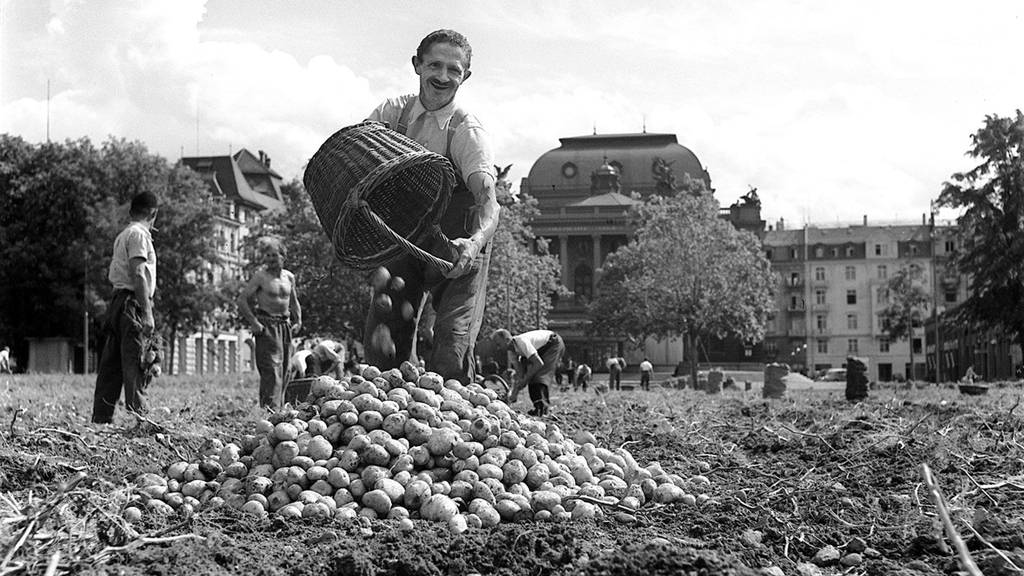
[239,237,302,408]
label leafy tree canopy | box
[936,110,1024,350]
[0,135,225,367]
[589,180,775,379]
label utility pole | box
[83,246,89,374]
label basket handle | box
[359,203,456,274]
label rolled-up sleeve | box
[450,116,496,183]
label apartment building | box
[175,149,284,375]
[763,217,963,382]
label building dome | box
[523,132,711,200]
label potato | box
[306,436,333,461]
[653,483,685,504]
[358,410,384,431]
[362,489,393,517]
[361,444,391,467]
[310,479,334,496]
[333,489,354,507]
[352,393,383,414]
[427,428,459,457]
[468,499,500,527]
[476,463,503,481]
[530,490,561,512]
[290,456,315,471]
[448,480,474,502]
[267,490,290,512]
[420,494,458,522]
[404,419,433,446]
[306,465,329,483]
[353,464,382,486]
[502,460,528,485]
[571,501,597,520]
[409,445,433,468]
[387,506,410,521]
[327,467,351,489]
[240,500,266,516]
[448,514,469,534]
[337,449,361,472]
[384,439,407,458]
[403,480,432,510]
[374,478,404,504]
[493,499,520,522]
[274,422,299,443]
[382,412,409,438]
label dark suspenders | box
[394,97,466,169]
[393,97,474,238]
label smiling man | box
[363,29,498,385]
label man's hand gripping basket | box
[303,121,458,274]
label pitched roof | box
[181,149,283,212]
[567,191,639,208]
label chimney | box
[258,150,265,164]
[863,215,867,226]
[777,217,785,231]
[922,213,926,225]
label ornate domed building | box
[519,131,738,370]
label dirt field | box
[1,373,1022,575]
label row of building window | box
[766,337,923,355]
[768,240,955,261]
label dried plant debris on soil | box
[1,376,1023,576]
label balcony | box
[811,303,829,312]
[784,278,804,289]
[788,326,807,337]
[811,327,830,336]
[787,304,806,313]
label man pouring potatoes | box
[362,29,498,384]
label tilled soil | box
[2,380,1023,575]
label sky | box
[2,0,1023,227]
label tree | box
[0,136,226,372]
[589,180,775,387]
[249,180,370,343]
[936,110,1024,355]
[0,136,107,363]
[877,263,931,380]
[480,193,566,339]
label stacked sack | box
[129,361,713,532]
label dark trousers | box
[640,371,651,391]
[527,334,564,415]
[364,238,490,385]
[609,366,622,390]
[92,291,150,423]
[255,314,292,408]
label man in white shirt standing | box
[363,29,498,386]
[491,328,565,416]
[639,357,654,391]
[92,191,158,424]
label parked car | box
[816,368,846,382]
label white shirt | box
[366,94,495,184]
[510,330,554,359]
[108,221,156,297]
[640,360,653,372]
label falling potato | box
[371,324,396,358]
[370,267,391,292]
[400,300,415,321]
[389,276,406,292]
[374,293,393,315]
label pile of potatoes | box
[128,361,713,532]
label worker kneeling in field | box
[491,328,564,417]
[287,339,346,382]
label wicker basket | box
[303,121,457,273]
